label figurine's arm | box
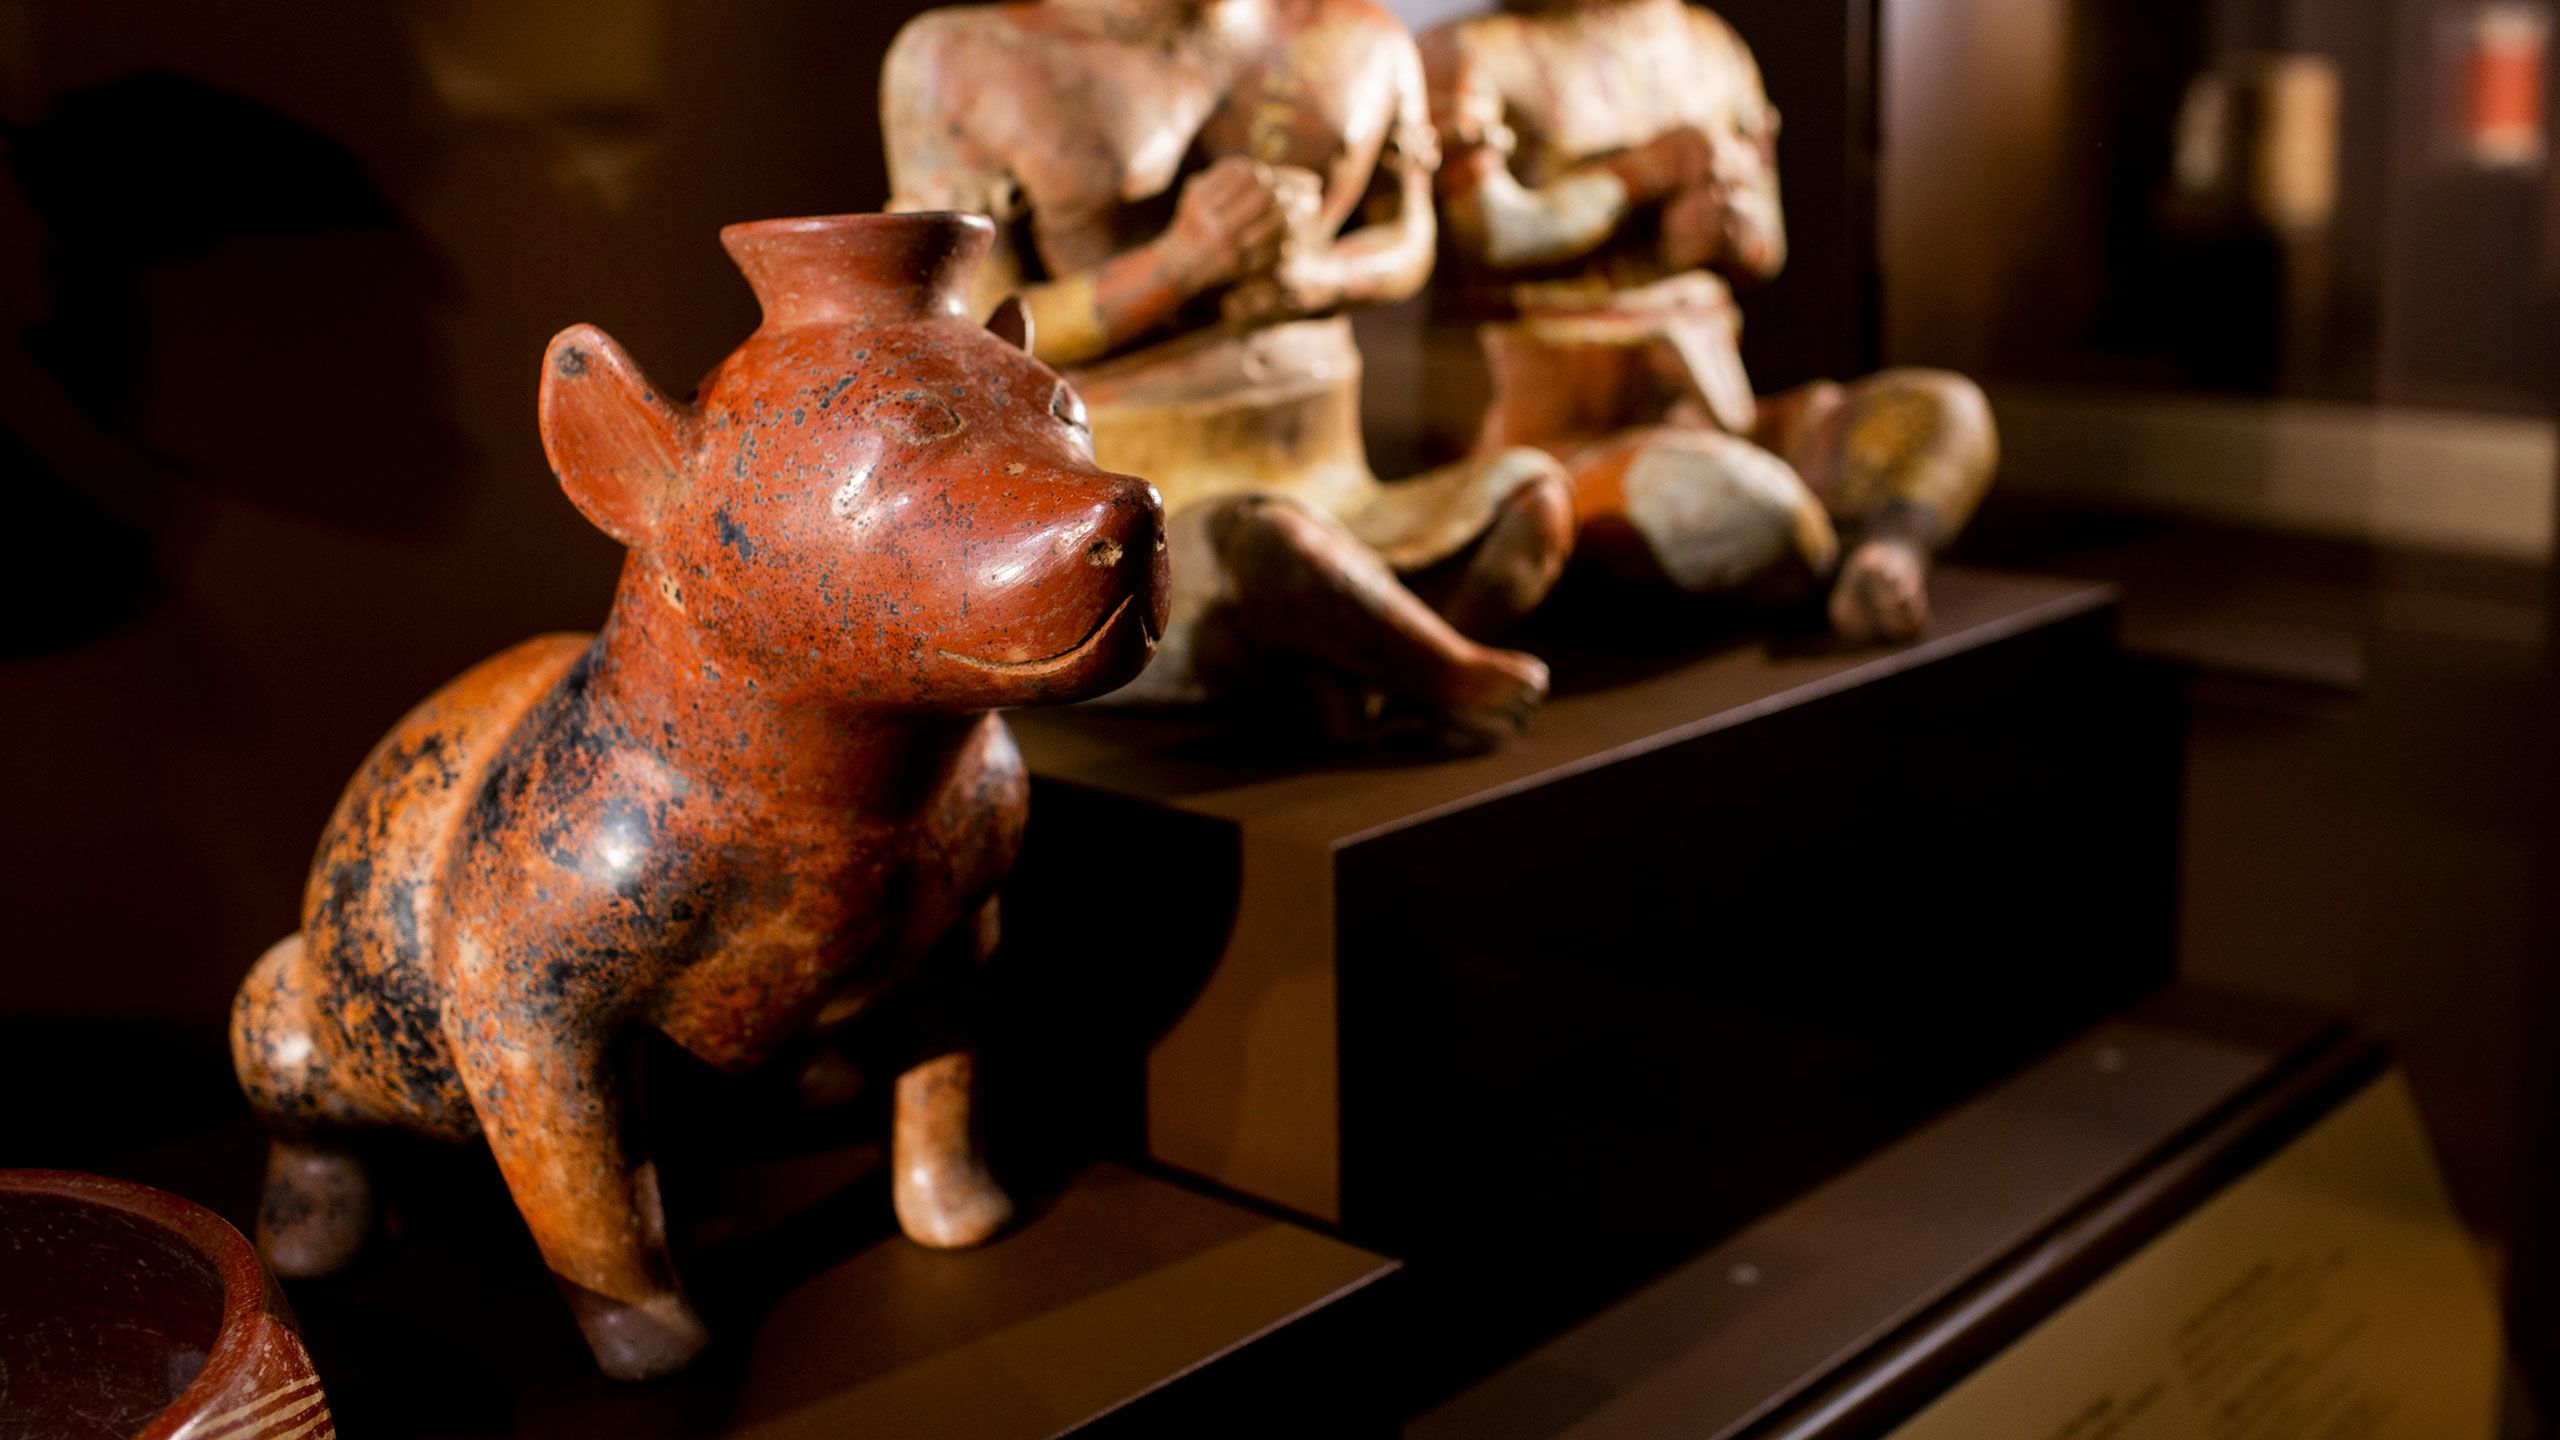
[1660,11,1788,281]
[1315,39,1445,310]
[890,157,1288,369]
[1228,40,1444,323]
[882,15,1287,366]
[1420,28,1708,272]
[883,142,1288,370]
[881,13,1021,321]
[1038,161,1292,365]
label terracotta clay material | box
[883,0,1574,748]
[0,1169,334,1440]
[1423,0,1998,642]
[229,211,1168,1382]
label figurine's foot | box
[1438,463,1575,639]
[891,1052,1015,1250]
[794,1048,868,1110]
[256,1138,375,1278]
[1433,645,1550,749]
[893,1145,1016,1250]
[1829,538,1930,642]
[561,1282,711,1382]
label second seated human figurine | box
[1420,0,1999,642]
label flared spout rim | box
[717,211,994,330]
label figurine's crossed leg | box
[1193,477,1567,748]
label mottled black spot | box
[556,346,589,378]
[410,730,460,788]
[714,505,758,560]
[312,856,373,936]
[386,876,424,962]
[463,649,597,849]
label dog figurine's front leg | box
[447,961,706,1381]
[894,1050,1012,1248]
[891,897,1015,1250]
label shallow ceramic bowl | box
[0,1170,332,1440]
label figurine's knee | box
[1574,431,1838,596]
[1204,491,1408,619]
[1440,451,1574,637]
[1205,490,1355,569]
[1484,449,1577,571]
[1834,369,1998,539]
[1866,368,1995,465]
[232,934,363,1134]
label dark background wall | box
[0,0,914,1041]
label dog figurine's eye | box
[1050,383,1089,433]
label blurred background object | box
[2444,0,2549,172]
[1872,0,2557,1394]
[1883,0,2558,418]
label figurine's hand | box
[1659,180,1730,271]
[1163,156,1293,294]
[1219,167,1337,325]
[1601,126,1716,205]
[1219,250,1346,326]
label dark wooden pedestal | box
[1004,568,2186,1252]
[101,1123,1394,1439]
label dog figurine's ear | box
[539,324,693,547]
[986,294,1032,354]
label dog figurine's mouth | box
[936,594,1155,678]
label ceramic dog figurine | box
[229,211,1168,1381]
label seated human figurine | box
[1420,0,1997,641]
[230,212,1167,1381]
[883,0,1578,746]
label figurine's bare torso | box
[891,0,1418,332]
[1452,1,1755,178]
